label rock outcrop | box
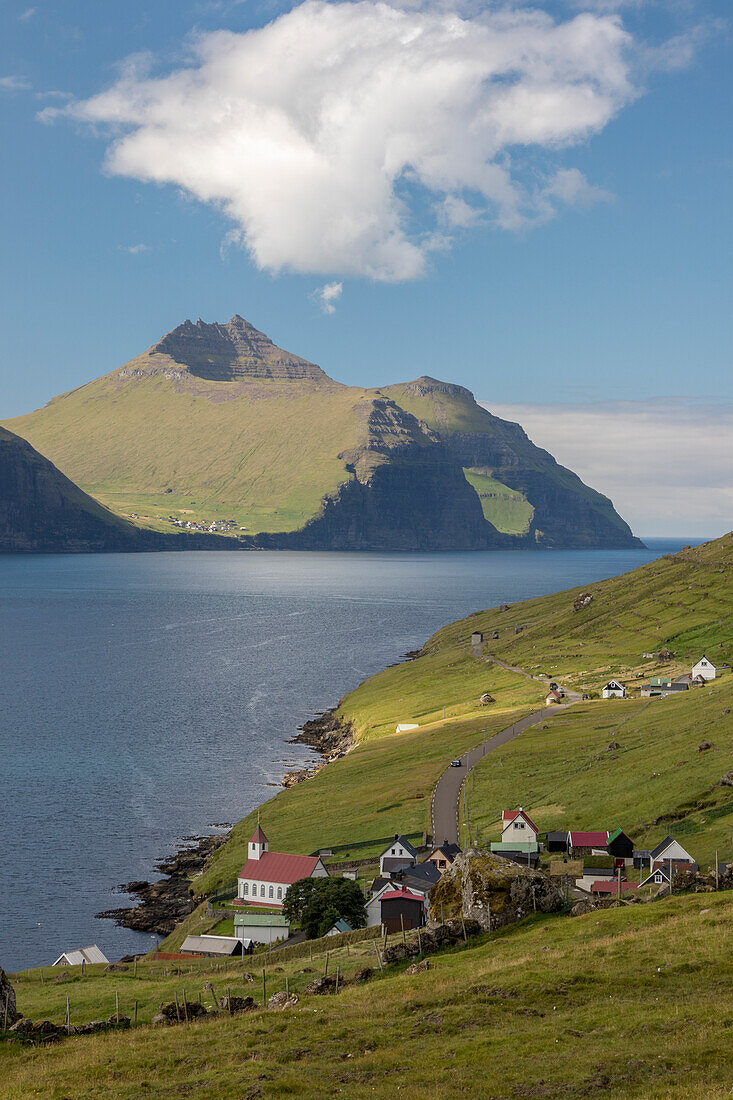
[150,315,328,383]
[430,849,564,931]
[1,966,18,1028]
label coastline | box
[97,706,356,943]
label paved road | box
[431,661,582,847]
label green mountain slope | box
[3,316,640,550]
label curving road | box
[431,662,582,847]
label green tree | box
[283,876,367,939]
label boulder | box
[0,966,18,1028]
[573,593,593,612]
[721,772,733,787]
[304,976,336,995]
[430,849,564,931]
[698,742,714,753]
[353,967,373,983]
[404,959,430,975]
[219,995,253,1014]
[479,693,495,706]
[382,942,419,965]
[268,991,299,1010]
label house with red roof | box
[567,830,609,857]
[491,808,540,856]
[236,826,328,909]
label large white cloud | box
[46,1,639,280]
[486,399,733,538]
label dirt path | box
[431,657,581,847]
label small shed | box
[546,831,569,853]
[52,945,109,967]
[326,919,353,936]
[471,631,484,646]
[180,935,244,958]
[606,827,634,862]
[380,889,425,933]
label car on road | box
[450,758,462,767]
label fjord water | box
[0,541,688,971]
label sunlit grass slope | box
[4,374,373,534]
[4,894,733,1099]
[193,660,537,898]
[428,533,733,690]
[465,677,733,864]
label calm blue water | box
[0,539,694,970]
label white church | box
[236,825,328,909]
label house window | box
[269,886,274,899]
[260,884,265,897]
[242,883,249,896]
[391,849,396,855]
[654,873,662,883]
[277,887,282,900]
[516,822,525,830]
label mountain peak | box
[148,315,329,383]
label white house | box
[379,834,418,875]
[236,826,327,908]
[602,679,626,699]
[638,835,696,887]
[52,945,109,967]
[692,656,718,681]
[490,808,539,855]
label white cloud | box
[118,242,150,254]
[18,7,37,21]
[0,75,31,91]
[314,280,343,313]
[484,398,733,538]
[46,0,642,280]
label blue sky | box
[1,0,731,535]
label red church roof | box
[238,850,320,885]
[249,825,268,844]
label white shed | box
[52,945,109,967]
[602,679,626,699]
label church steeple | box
[248,824,268,860]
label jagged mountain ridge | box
[2,316,642,551]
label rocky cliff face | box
[0,428,151,553]
[384,377,642,549]
[149,315,328,383]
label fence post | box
[400,915,406,944]
[66,996,70,1035]
[262,969,266,1007]
[335,966,340,994]
[115,990,120,1024]
[324,951,329,977]
[134,1000,138,1026]
[373,941,384,974]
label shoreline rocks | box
[96,834,227,936]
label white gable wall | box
[692,657,716,680]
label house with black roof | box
[378,834,419,875]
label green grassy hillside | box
[4,894,733,1099]
[2,317,640,548]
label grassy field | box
[424,534,733,692]
[462,467,534,534]
[462,676,733,864]
[4,892,733,1098]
